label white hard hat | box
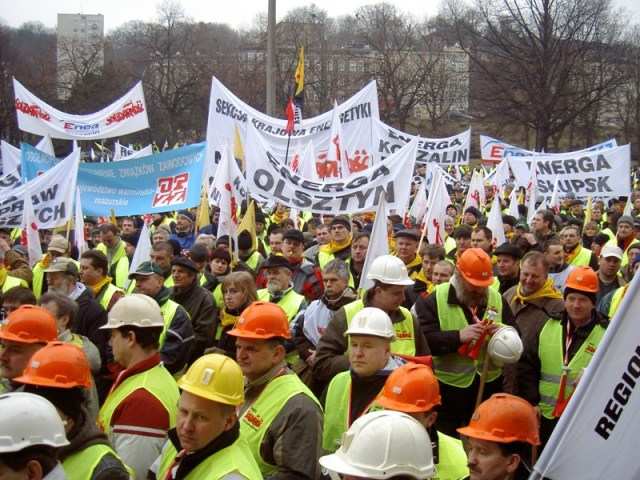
[100,293,164,330]
[319,410,435,480]
[488,325,523,366]
[367,255,414,286]
[0,392,69,452]
[344,307,395,339]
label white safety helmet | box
[100,293,164,330]
[488,325,523,366]
[0,392,69,452]
[367,255,414,286]
[344,307,395,340]
[319,410,435,480]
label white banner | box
[1,141,21,174]
[507,145,630,199]
[0,169,22,193]
[0,150,79,228]
[13,78,149,140]
[480,135,617,163]
[113,144,153,162]
[245,124,417,215]
[205,76,380,176]
[531,274,640,479]
[376,121,471,165]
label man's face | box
[172,265,196,289]
[235,338,282,381]
[152,232,169,245]
[41,301,66,333]
[0,340,43,380]
[570,204,583,216]
[176,391,234,453]
[79,258,103,286]
[592,208,602,221]
[432,263,453,285]
[265,267,291,293]
[349,335,390,377]
[445,219,454,235]
[268,233,283,254]
[176,216,193,233]
[315,227,330,246]
[455,236,472,256]
[446,206,458,218]
[471,231,492,254]
[395,237,418,264]
[109,329,131,367]
[323,272,348,299]
[421,256,439,281]
[496,255,518,278]
[531,213,546,233]
[121,219,135,235]
[463,212,477,226]
[150,249,172,272]
[618,222,633,239]
[519,261,547,296]
[599,255,621,278]
[46,272,73,295]
[351,237,369,263]
[282,239,304,260]
[100,230,117,248]
[256,221,265,235]
[565,293,594,325]
[372,284,406,313]
[466,437,519,480]
[330,224,349,243]
[457,277,488,307]
[134,274,163,297]
[545,245,564,267]
[561,229,580,250]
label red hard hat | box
[226,301,291,339]
[0,305,58,344]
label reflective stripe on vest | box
[159,299,181,348]
[98,364,179,436]
[239,374,321,476]
[62,443,132,480]
[538,319,605,419]
[156,436,263,480]
[97,283,123,311]
[568,247,593,267]
[322,371,352,453]
[436,431,469,480]
[344,300,416,356]
[432,283,503,388]
[256,289,305,322]
[2,275,27,293]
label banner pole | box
[475,343,491,410]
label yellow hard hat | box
[177,354,244,406]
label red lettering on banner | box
[105,100,145,125]
[15,98,51,121]
[489,145,503,159]
[347,149,370,172]
[316,153,339,178]
[152,172,189,207]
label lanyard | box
[164,449,186,480]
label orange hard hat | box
[376,363,441,413]
[566,266,599,293]
[226,301,292,340]
[0,305,58,344]
[14,341,92,389]
[457,248,494,287]
[457,393,540,446]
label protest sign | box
[13,78,149,140]
[245,124,417,215]
[0,150,79,228]
[0,169,22,193]
[113,143,153,161]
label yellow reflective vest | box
[62,443,132,480]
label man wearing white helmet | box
[320,410,436,480]
[313,255,430,384]
[0,392,70,479]
[97,294,180,480]
[323,307,406,453]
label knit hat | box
[330,216,351,231]
[563,287,597,305]
[211,248,231,264]
[618,215,634,227]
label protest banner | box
[376,120,471,165]
[507,144,630,199]
[245,123,417,215]
[113,143,153,161]
[1,141,22,174]
[0,150,79,228]
[20,143,206,217]
[13,78,149,140]
[530,274,640,479]
[0,169,22,192]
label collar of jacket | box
[171,277,199,297]
[244,361,288,394]
[155,286,172,305]
[321,287,358,310]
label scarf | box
[564,244,582,265]
[220,309,240,328]
[414,269,433,293]
[0,267,6,287]
[88,276,113,296]
[512,277,563,305]
[40,252,53,268]
[319,233,353,254]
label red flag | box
[285,97,295,135]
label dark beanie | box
[211,247,232,264]
[564,286,596,305]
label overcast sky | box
[0,0,638,32]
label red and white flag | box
[210,144,244,245]
[423,169,451,245]
[464,169,485,211]
[486,195,506,247]
[22,193,42,268]
[327,100,349,179]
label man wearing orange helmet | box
[414,248,516,437]
[14,342,130,480]
[457,393,540,480]
[227,301,323,479]
[0,305,58,394]
[516,266,608,445]
[376,363,470,480]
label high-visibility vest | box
[257,288,305,322]
[344,300,416,356]
[323,371,352,452]
[96,242,130,289]
[98,363,179,436]
[432,283,503,388]
[317,250,335,269]
[568,246,593,267]
[244,251,263,272]
[156,436,263,480]
[212,283,223,309]
[239,374,321,476]
[538,319,605,419]
[444,236,456,255]
[159,299,181,348]
[436,431,469,480]
[1,275,27,293]
[96,282,123,311]
[62,443,132,480]
[32,261,46,299]
[609,285,628,318]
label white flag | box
[408,180,428,225]
[359,197,389,291]
[298,141,320,181]
[530,274,640,479]
[486,195,506,248]
[22,193,42,268]
[464,169,485,211]
[547,176,561,213]
[326,100,349,179]
[507,188,520,219]
[210,144,244,243]
[424,170,451,245]
[490,160,510,196]
[73,187,87,256]
[125,219,152,290]
[526,160,538,225]
[35,135,55,156]
[623,195,633,216]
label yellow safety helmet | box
[177,353,244,406]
